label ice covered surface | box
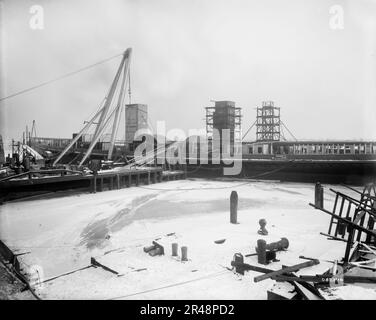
[0,178,374,299]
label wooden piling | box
[136,173,140,186]
[181,246,188,261]
[93,174,97,194]
[230,190,238,224]
[128,173,131,187]
[116,174,120,189]
[315,182,324,209]
[172,243,178,256]
[257,239,267,265]
[147,171,150,185]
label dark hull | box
[187,159,376,185]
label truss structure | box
[256,101,280,142]
[53,48,132,166]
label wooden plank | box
[230,261,274,274]
[319,232,349,243]
[254,260,319,283]
[90,257,119,275]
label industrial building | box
[205,100,242,156]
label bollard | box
[181,246,188,261]
[315,182,324,209]
[257,239,267,264]
[319,185,324,208]
[258,219,268,235]
[93,174,97,193]
[172,243,178,256]
[230,191,238,224]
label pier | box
[0,167,186,201]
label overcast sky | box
[1,0,375,149]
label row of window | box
[246,143,376,155]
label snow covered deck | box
[0,179,374,299]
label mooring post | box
[181,246,188,261]
[128,173,131,187]
[92,173,97,194]
[315,182,324,209]
[136,173,140,186]
[230,190,238,224]
[147,171,150,185]
[116,174,120,189]
[172,243,178,256]
[257,239,267,265]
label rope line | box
[0,53,123,102]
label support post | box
[230,190,238,224]
[181,246,188,261]
[315,182,324,209]
[257,239,267,265]
[92,173,97,194]
[172,243,178,256]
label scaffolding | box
[205,101,242,142]
[256,101,280,142]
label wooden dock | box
[0,167,187,201]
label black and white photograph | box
[1,0,376,306]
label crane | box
[53,48,132,167]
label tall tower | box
[125,104,148,143]
[205,101,241,155]
[256,101,280,142]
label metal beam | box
[53,106,104,166]
[108,52,131,160]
